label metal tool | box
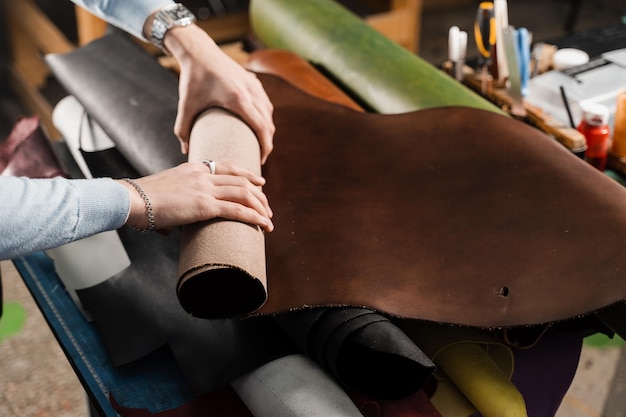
[474,1,496,94]
[494,0,509,82]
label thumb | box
[174,110,193,155]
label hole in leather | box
[496,286,510,297]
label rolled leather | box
[249,0,499,114]
[231,354,365,417]
[45,30,185,177]
[177,108,267,319]
[274,308,435,400]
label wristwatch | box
[150,3,196,52]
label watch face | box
[152,4,196,50]
[165,4,195,23]
[171,7,193,20]
[153,20,167,32]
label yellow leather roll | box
[436,343,527,417]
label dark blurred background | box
[2,0,626,139]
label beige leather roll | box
[177,108,267,318]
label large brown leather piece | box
[256,73,626,327]
[46,32,626,328]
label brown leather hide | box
[256,73,626,327]
[245,49,363,112]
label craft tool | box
[516,27,531,97]
[494,0,509,82]
[502,26,526,117]
[559,85,576,129]
[448,26,468,81]
[449,26,461,76]
[474,1,496,94]
[457,30,468,82]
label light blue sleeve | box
[0,176,130,260]
[71,0,174,40]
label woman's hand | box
[164,25,275,164]
[118,161,274,232]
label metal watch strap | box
[150,3,196,52]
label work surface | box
[2,2,616,415]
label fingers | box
[195,161,274,230]
[197,161,274,231]
[174,91,275,161]
[234,75,275,164]
[166,26,275,162]
[207,160,266,187]
[174,91,195,155]
[208,187,274,232]
[202,165,270,208]
[213,201,274,232]
[238,98,275,165]
[125,162,274,232]
[173,69,275,163]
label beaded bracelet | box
[122,178,155,232]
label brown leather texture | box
[245,49,364,112]
[256,73,626,327]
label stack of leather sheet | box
[45,32,440,417]
[41,0,626,415]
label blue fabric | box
[13,252,195,415]
[71,0,174,40]
[0,177,129,260]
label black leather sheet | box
[274,308,435,399]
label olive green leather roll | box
[249,0,500,114]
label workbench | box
[5,2,626,416]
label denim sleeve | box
[0,176,130,260]
[71,0,174,40]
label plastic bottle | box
[578,103,611,171]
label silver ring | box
[202,159,216,174]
